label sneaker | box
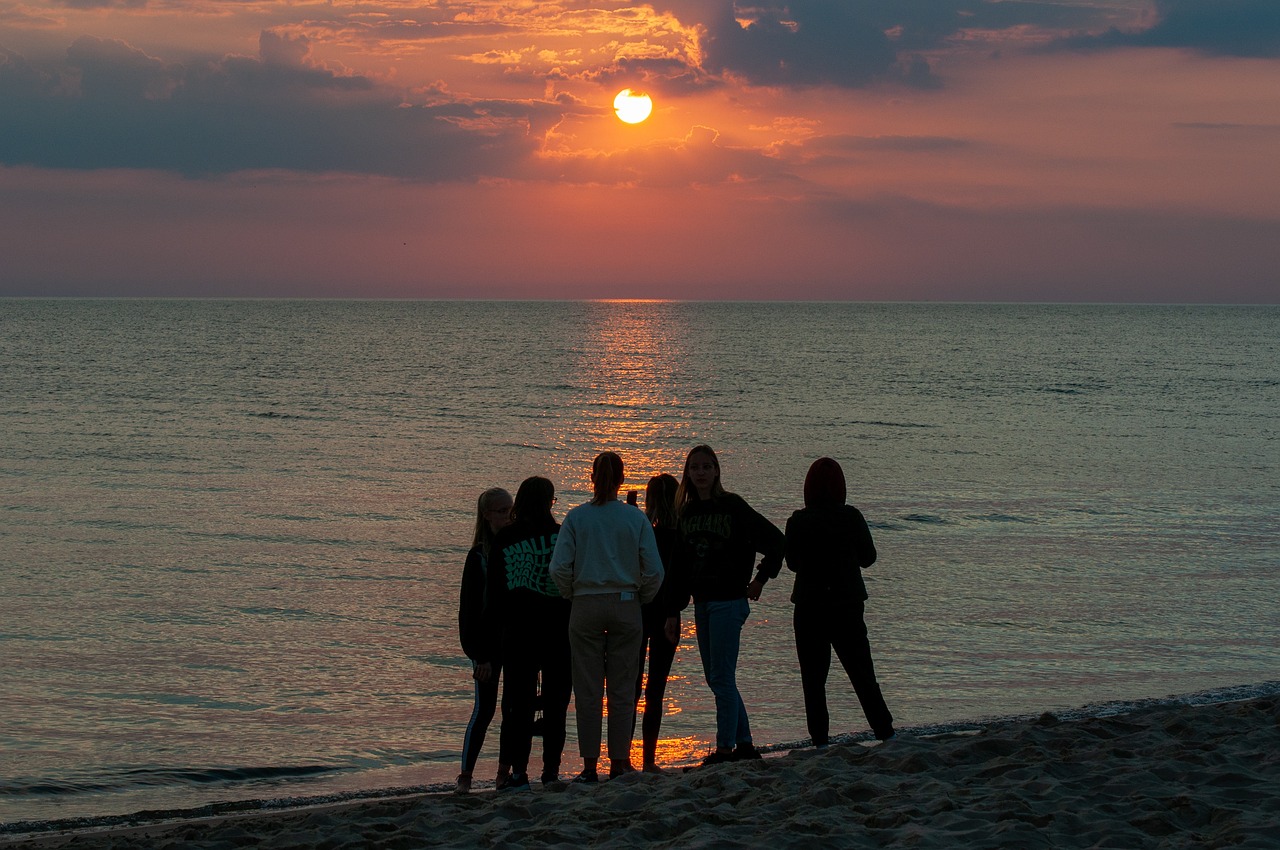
[609,763,637,779]
[700,749,736,767]
[455,774,472,794]
[498,772,530,791]
[571,769,599,784]
[733,742,762,761]
[541,770,562,786]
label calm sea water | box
[1,300,1277,826]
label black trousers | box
[793,598,895,745]
[499,611,572,776]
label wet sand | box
[4,694,1276,849]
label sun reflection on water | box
[540,301,698,502]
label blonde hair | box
[471,487,511,557]
[645,474,679,528]
[675,444,724,513]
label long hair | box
[803,457,847,508]
[675,444,724,512]
[645,473,679,528]
[471,487,511,557]
[512,476,555,525]
[590,451,625,506]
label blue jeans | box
[694,598,752,750]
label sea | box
[1,299,1277,830]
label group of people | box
[455,445,896,792]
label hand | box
[746,578,764,601]
[664,616,681,646]
[474,662,494,683]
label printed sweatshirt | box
[674,492,785,605]
[479,516,563,663]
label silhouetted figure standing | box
[785,457,895,746]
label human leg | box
[831,602,895,740]
[539,617,573,780]
[696,598,752,751]
[498,642,537,778]
[641,618,677,767]
[460,663,500,775]
[792,604,833,746]
[568,595,609,763]
[603,597,643,770]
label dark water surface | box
[2,300,1276,824]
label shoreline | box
[4,681,1276,849]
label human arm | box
[849,506,877,569]
[479,539,507,664]
[548,515,577,599]
[636,520,665,605]
[743,497,786,586]
[458,547,487,660]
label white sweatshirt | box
[549,499,664,603]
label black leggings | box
[633,611,677,749]
[460,662,500,773]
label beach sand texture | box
[7,695,1276,850]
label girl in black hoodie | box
[784,457,895,746]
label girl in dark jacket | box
[456,487,514,792]
[784,457,895,746]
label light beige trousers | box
[568,593,644,765]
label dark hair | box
[471,487,512,556]
[675,444,724,511]
[512,476,555,524]
[591,451,625,506]
[803,457,847,508]
[645,473,679,528]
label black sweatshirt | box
[674,492,784,605]
[783,503,877,604]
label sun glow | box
[613,89,653,124]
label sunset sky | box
[1,0,1277,301]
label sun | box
[613,89,653,124]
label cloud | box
[1055,0,1280,58]
[697,1,908,87]
[653,0,1143,89]
[0,36,577,179]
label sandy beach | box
[4,693,1275,849]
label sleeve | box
[479,539,507,664]
[746,499,786,582]
[850,507,877,569]
[667,524,693,612]
[548,513,577,599]
[636,520,665,605]
[652,526,684,617]
[458,547,486,660]
[783,511,805,575]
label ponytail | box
[591,451,624,506]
